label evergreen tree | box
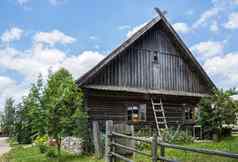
[2,97,15,137]
[15,74,45,143]
[198,89,238,135]
[43,68,87,156]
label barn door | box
[152,51,160,89]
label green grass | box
[2,136,238,162]
[136,136,238,162]
[0,146,104,162]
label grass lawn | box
[136,136,238,162]
[0,145,104,162]
[1,136,238,162]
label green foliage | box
[161,128,194,144]
[38,144,48,153]
[2,97,16,137]
[34,135,48,145]
[46,147,57,158]
[198,88,238,136]
[1,145,104,162]
[34,135,49,153]
[43,68,88,155]
[4,68,88,155]
[12,74,45,144]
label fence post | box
[160,144,165,162]
[93,121,102,158]
[105,120,113,162]
[152,133,158,162]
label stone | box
[62,137,83,155]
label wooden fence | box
[105,120,238,162]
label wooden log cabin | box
[76,8,216,135]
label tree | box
[43,68,86,156]
[2,97,15,137]
[31,74,47,136]
[14,74,45,144]
[198,88,238,137]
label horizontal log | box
[111,152,133,162]
[112,132,151,143]
[158,156,180,162]
[159,142,238,159]
[112,142,151,157]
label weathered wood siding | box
[86,23,210,94]
[86,90,198,125]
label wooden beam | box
[92,121,102,158]
[105,120,113,162]
[84,85,209,97]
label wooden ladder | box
[151,98,168,136]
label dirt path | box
[0,137,10,156]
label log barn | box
[76,9,215,136]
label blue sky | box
[0,0,238,109]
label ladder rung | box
[154,109,163,112]
[158,122,165,124]
[157,117,166,119]
[153,103,162,106]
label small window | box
[127,104,146,122]
[185,107,193,120]
[153,51,158,63]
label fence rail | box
[105,120,238,162]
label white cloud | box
[233,0,238,4]
[89,36,97,40]
[185,10,194,16]
[62,51,105,78]
[193,7,221,28]
[192,0,234,29]
[224,12,238,29]
[118,25,131,30]
[0,28,106,110]
[1,27,24,43]
[203,52,238,88]
[210,21,219,32]
[48,0,65,6]
[127,22,147,38]
[0,45,104,81]
[191,41,224,60]
[34,30,76,46]
[0,76,16,95]
[16,0,30,6]
[0,75,29,110]
[173,22,190,34]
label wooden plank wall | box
[87,23,210,94]
[86,90,198,125]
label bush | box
[136,140,151,151]
[221,127,232,137]
[161,129,194,144]
[34,135,49,153]
[46,147,57,158]
[38,144,48,153]
[34,135,48,145]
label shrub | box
[34,135,48,145]
[136,140,151,151]
[198,89,238,139]
[38,144,48,153]
[161,128,194,144]
[34,135,49,153]
[46,147,57,158]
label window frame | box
[127,103,147,122]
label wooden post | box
[160,144,165,162]
[93,121,102,158]
[152,133,158,162]
[105,120,113,162]
[131,125,135,160]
